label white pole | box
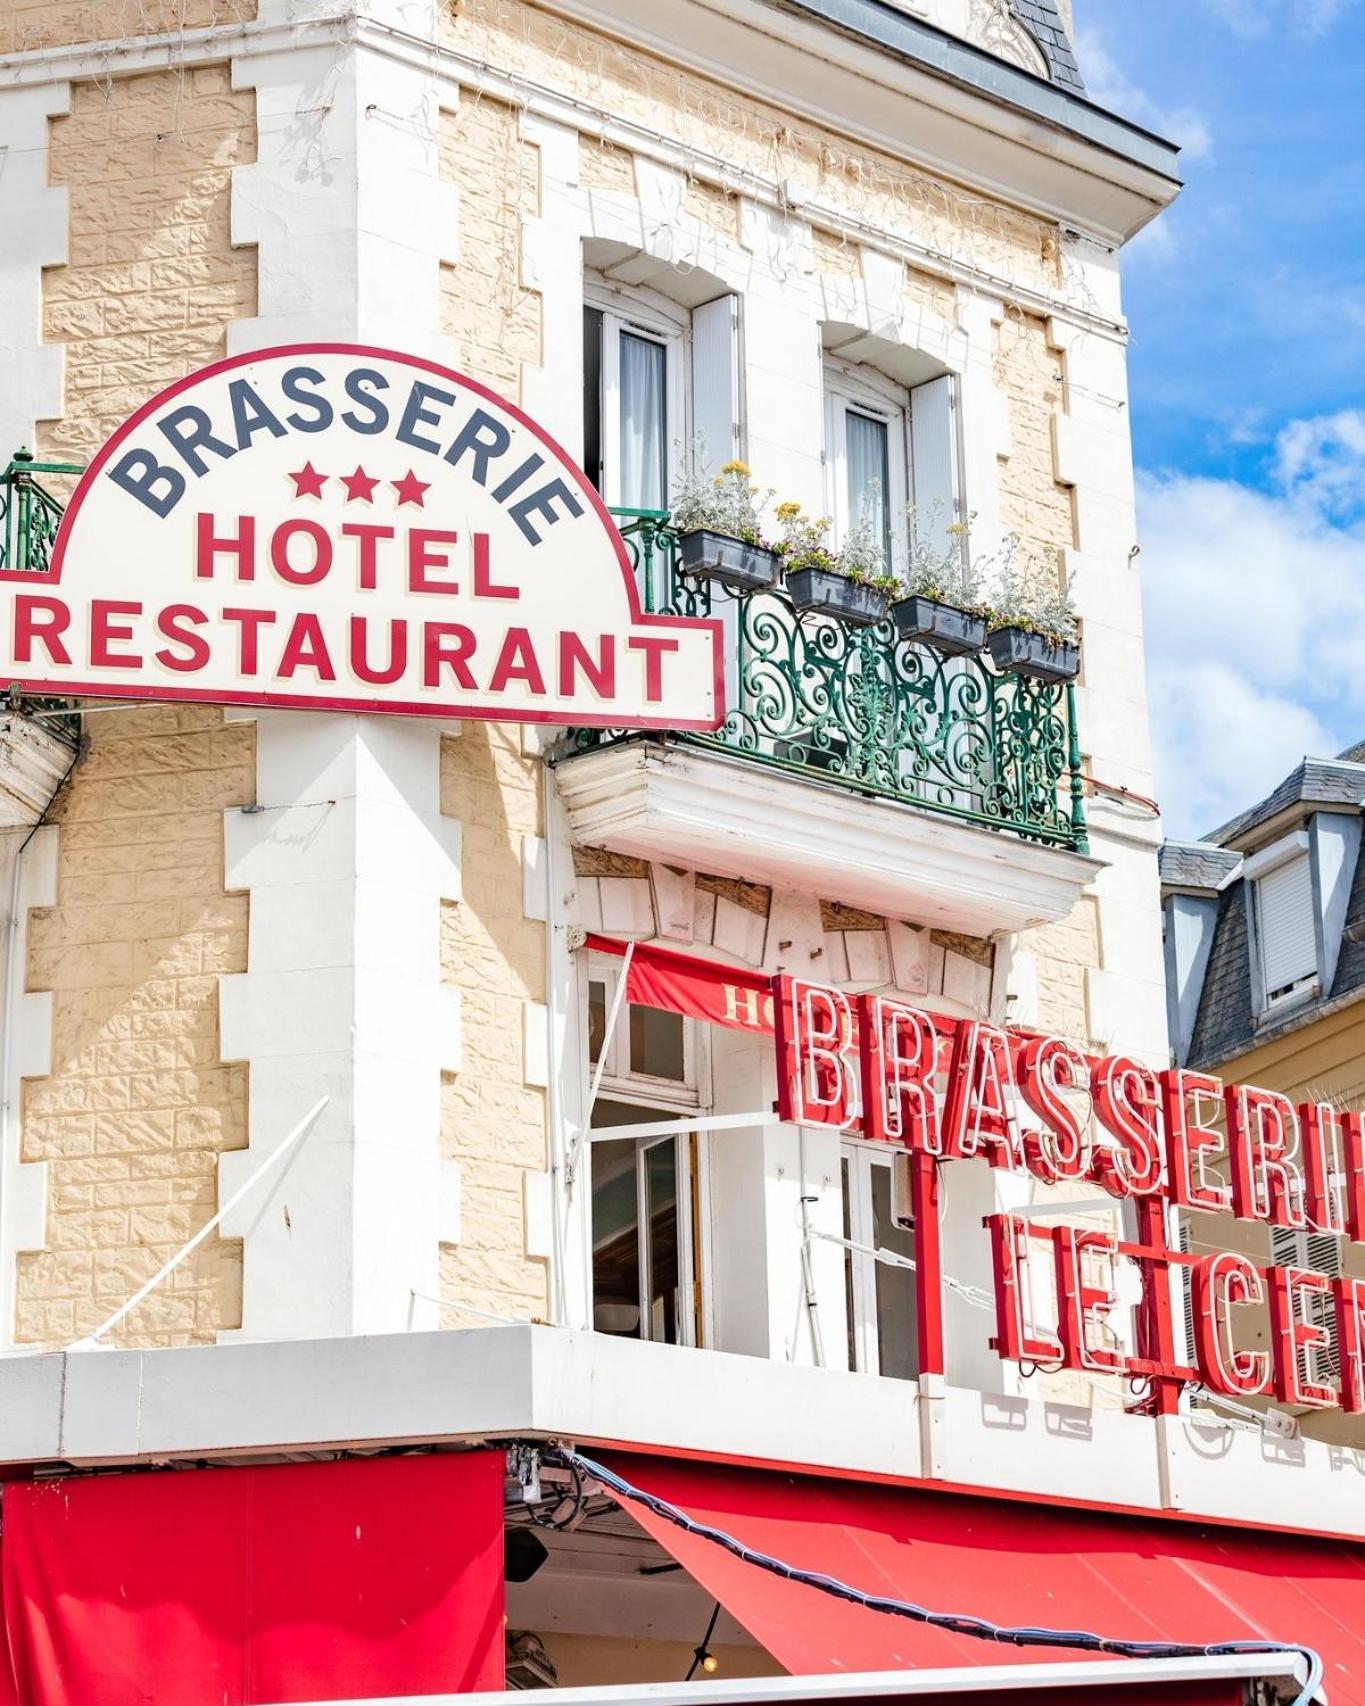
[565,942,634,1192]
[68,1096,329,1351]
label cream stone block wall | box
[18,708,253,1348]
[439,94,544,397]
[0,0,256,56]
[36,67,257,471]
[439,729,548,1322]
[447,0,1064,305]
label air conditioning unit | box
[506,1630,558,1690]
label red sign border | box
[3,342,726,730]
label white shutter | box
[690,294,741,469]
[1270,1227,1341,1383]
[909,374,960,552]
[1257,855,1316,996]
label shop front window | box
[590,1100,699,1346]
[843,1145,918,1381]
[586,954,708,1347]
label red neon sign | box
[775,973,1365,1416]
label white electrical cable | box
[408,1288,532,1328]
[803,1222,996,1313]
[67,1096,328,1351]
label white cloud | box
[1202,0,1348,35]
[1076,28,1213,157]
[1274,410,1365,519]
[1137,444,1365,837]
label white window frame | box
[823,359,911,579]
[582,952,716,1349]
[586,950,704,1112]
[1245,829,1319,1016]
[841,1137,917,1379]
[585,277,690,512]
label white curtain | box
[620,331,668,511]
[846,408,890,561]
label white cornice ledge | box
[554,739,1104,935]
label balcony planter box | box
[890,595,987,656]
[785,566,889,628]
[986,626,1080,685]
[676,528,782,593]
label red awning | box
[587,933,775,1033]
[0,1452,505,1705]
[599,1453,1365,1703]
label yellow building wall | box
[1186,1002,1365,1446]
[36,67,258,470]
[18,707,254,1347]
[13,66,259,1348]
[0,0,255,57]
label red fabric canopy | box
[587,933,775,1033]
[0,1451,504,1704]
[601,1453,1365,1702]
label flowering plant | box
[982,538,1077,644]
[670,436,774,547]
[900,503,989,612]
[774,490,898,593]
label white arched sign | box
[2,345,723,727]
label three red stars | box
[286,465,431,507]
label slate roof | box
[1008,0,1085,93]
[1185,828,1365,1072]
[1158,841,1241,892]
[1206,758,1365,849]
[1171,742,1365,1071]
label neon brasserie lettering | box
[775,974,1365,1416]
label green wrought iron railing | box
[568,509,1088,854]
[1,447,82,573]
[2,449,86,747]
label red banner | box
[586,933,775,1035]
[1,1452,504,1704]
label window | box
[587,956,698,1104]
[590,1098,702,1346]
[1270,1225,1341,1387]
[583,283,741,512]
[825,366,909,573]
[1247,832,1318,1012]
[583,304,679,510]
[842,1144,918,1381]
[586,954,710,1347]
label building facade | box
[1162,746,1365,1450]
[0,0,1361,1700]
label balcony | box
[1,450,84,765]
[554,511,1102,934]
[1,448,78,574]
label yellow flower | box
[947,522,967,536]
[775,501,803,520]
[720,459,751,477]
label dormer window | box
[1246,831,1318,1015]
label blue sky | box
[1076,0,1365,837]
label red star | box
[340,465,379,503]
[392,469,430,508]
[288,462,327,499]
